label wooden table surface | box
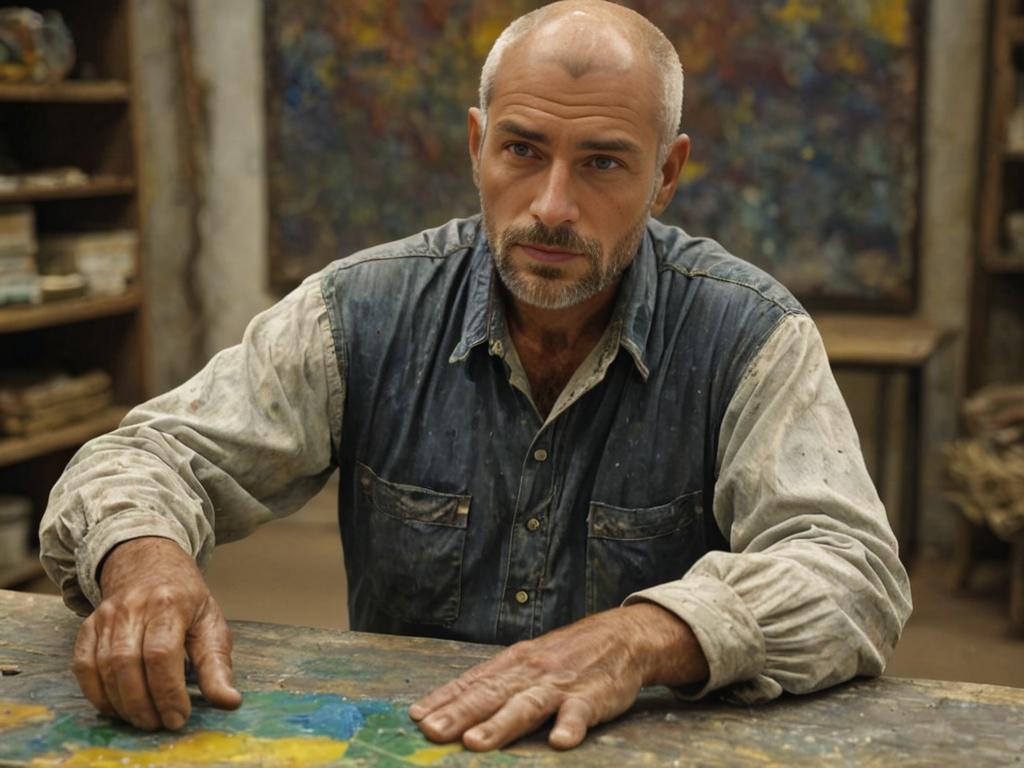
[1,589,1022,766]
[814,313,953,368]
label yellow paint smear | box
[769,0,821,24]
[405,743,463,765]
[681,160,708,183]
[868,0,908,46]
[0,701,53,731]
[833,40,867,74]
[39,731,349,768]
[472,19,507,60]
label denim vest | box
[320,216,804,645]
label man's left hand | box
[408,602,709,751]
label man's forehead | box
[523,12,638,78]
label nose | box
[529,161,579,229]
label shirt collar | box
[449,223,657,381]
[448,231,494,363]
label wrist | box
[98,536,190,596]
[622,602,710,688]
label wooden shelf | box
[1008,17,1024,43]
[0,289,141,334]
[0,405,129,468]
[0,81,130,103]
[987,255,1024,273]
[0,176,135,204]
[0,554,45,590]
[815,314,953,368]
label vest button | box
[533,448,548,462]
[514,590,529,605]
[526,517,540,531]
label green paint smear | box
[345,710,520,765]
[2,691,524,765]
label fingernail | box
[426,713,452,732]
[408,704,424,720]
[165,711,186,730]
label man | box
[40,0,911,753]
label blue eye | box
[508,143,533,157]
[592,156,620,171]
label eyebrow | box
[494,119,641,155]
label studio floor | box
[26,478,1024,690]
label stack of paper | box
[38,230,137,297]
[0,370,113,436]
[0,205,39,306]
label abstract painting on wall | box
[266,0,921,309]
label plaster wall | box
[916,0,986,550]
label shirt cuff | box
[74,511,194,611]
[623,574,765,700]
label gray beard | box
[482,203,650,310]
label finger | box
[106,613,162,730]
[142,611,191,730]
[409,675,473,721]
[72,616,116,717]
[185,598,242,710]
[463,687,559,752]
[416,677,509,744]
[410,652,512,720]
[95,619,129,722]
[549,696,596,750]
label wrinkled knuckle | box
[143,641,177,666]
[107,647,139,673]
[149,585,183,610]
[504,641,533,664]
[519,688,550,715]
[94,601,119,622]
[70,653,94,679]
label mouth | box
[518,243,579,263]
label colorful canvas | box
[266,0,920,308]
[0,691,521,766]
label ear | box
[651,134,691,216]
[468,107,484,183]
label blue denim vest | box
[321,216,804,645]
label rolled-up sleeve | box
[625,313,912,703]
[39,273,345,615]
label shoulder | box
[647,218,805,318]
[323,217,480,279]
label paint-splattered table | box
[1,589,1022,766]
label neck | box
[503,280,620,353]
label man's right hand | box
[72,536,242,731]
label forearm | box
[631,315,910,703]
[40,274,343,614]
[40,431,216,615]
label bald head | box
[478,1,684,159]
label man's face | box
[470,47,668,310]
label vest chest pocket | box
[357,463,470,627]
[586,490,704,615]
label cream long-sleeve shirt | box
[40,219,911,704]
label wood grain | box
[815,313,952,367]
[1,589,1022,766]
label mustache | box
[500,222,601,259]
